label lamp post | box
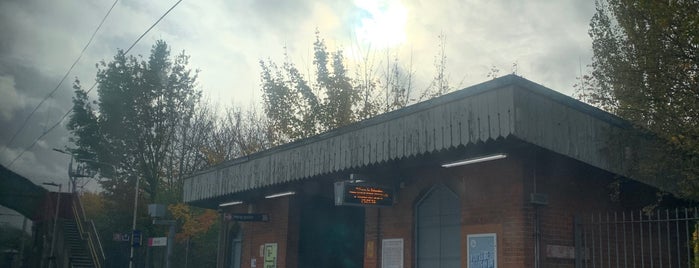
[42,182,62,268]
[129,176,141,268]
[53,148,118,192]
[52,148,77,193]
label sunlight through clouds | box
[354,0,408,48]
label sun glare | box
[354,0,408,48]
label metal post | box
[216,211,225,268]
[129,176,141,268]
[19,216,27,267]
[574,216,582,268]
[52,148,75,193]
[152,219,176,268]
[167,222,175,268]
[42,182,62,268]
[68,157,75,193]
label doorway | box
[415,184,461,268]
[298,195,365,268]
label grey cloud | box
[0,0,599,188]
[0,75,22,121]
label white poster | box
[467,233,497,268]
[381,238,404,268]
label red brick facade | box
[223,149,642,268]
[227,196,297,268]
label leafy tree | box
[69,40,200,203]
[588,0,699,198]
[260,31,366,142]
[381,51,414,112]
[260,31,433,142]
[68,40,203,266]
[420,33,453,100]
[168,203,217,242]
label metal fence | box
[575,208,699,268]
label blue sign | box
[132,230,142,248]
[467,233,496,268]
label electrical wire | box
[7,0,185,168]
[1,0,119,158]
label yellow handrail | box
[71,195,105,268]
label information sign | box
[148,237,167,247]
[113,233,130,241]
[224,213,270,222]
[132,230,142,248]
[467,233,497,268]
[263,243,277,268]
[381,238,403,268]
[334,181,394,207]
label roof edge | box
[186,75,630,179]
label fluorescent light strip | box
[264,191,296,199]
[219,201,243,207]
[441,153,507,168]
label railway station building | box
[184,75,687,268]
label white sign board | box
[148,237,167,247]
[468,233,497,268]
[381,238,403,268]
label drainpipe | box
[529,161,548,268]
[534,204,541,268]
[531,160,542,268]
[377,208,381,265]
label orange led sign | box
[334,181,394,207]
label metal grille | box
[575,208,699,268]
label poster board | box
[381,238,404,268]
[263,243,277,268]
[467,233,497,268]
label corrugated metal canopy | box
[184,75,660,205]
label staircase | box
[63,220,95,268]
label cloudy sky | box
[0,0,595,219]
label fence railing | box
[575,208,699,268]
[72,193,105,268]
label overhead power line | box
[7,0,185,168]
[1,0,120,158]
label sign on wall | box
[381,238,403,268]
[467,233,497,268]
[132,230,142,247]
[113,233,130,241]
[334,181,394,207]
[148,237,167,247]
[224,213,270,222]
[263,243,277,268]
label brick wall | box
[363,156,528,268]
[363,150,633,268]
[224,149,639,268]
[232,195,297,268]
[530,153,636,268]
